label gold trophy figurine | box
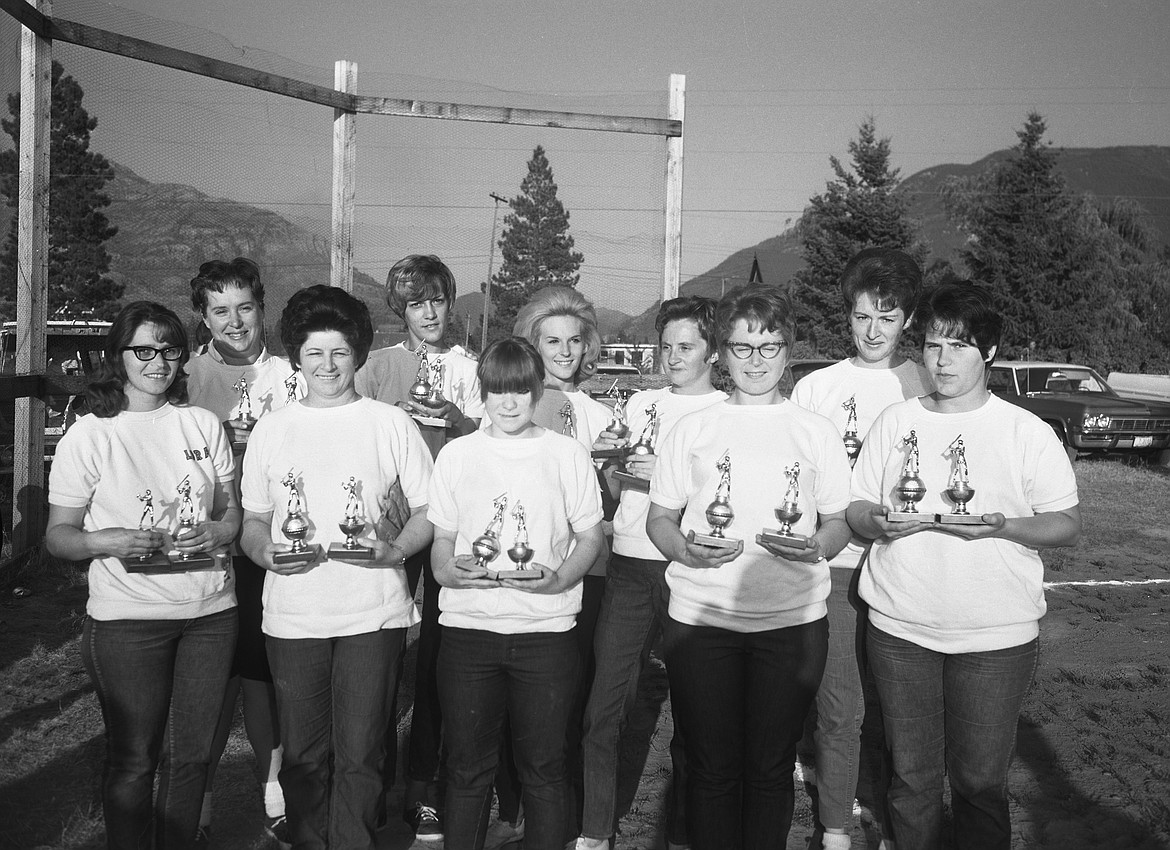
[612,403,658,491]
[230,377,257,452]
[940,435,988,525]
[888,430,933,521]
[409,343,433,405]
[422,359,448,412]
[284,373,299,405]
[842,396,863,463]
[693,452,740,548]
[328,477,375,559]
[559,401,576,439]
[592,385,630,460]
[274,469,323,565]
[497,502,543,580]
[759,462,812,549]
[125,490,170,572]
[168,476,216,568]
[472,493,508,572]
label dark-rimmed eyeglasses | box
[724,341,786,360]
[121,346,184,362]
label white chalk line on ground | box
[1044,578,1170,588]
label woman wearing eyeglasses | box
[47,301,240,850]
[647,285,853,850]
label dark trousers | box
[268,629,405,850]
[663,616,828,850]
[439,628,579,850]
[82,609,236,850]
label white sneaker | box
[821,833,851,850]
[573,837,610,850]
[483,815,525,850]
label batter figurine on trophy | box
[409,343,433,404]
[127,490,170,571]
[404,344,450,428]
[612,402,658,490]
[693,452,741,548]
[328,477,375,559]
[758,462,813,549]
[842,396,863,463]
[497,502,544,581]
[168,475,216,568]
[229,377,257,452]
[284,372,299,405]
[559,401,576,439]
[592,389,631,460]
[888,429,934,522]
[939,435,988,525]
[472,493,508,572]
[273,469,323,565]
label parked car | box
[988,361,1170,459]
[780,358,835,397]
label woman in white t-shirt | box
[429,337,604,850]
[47,301,240,850]
[647,285,853,849]
[847,282,1080,849]
[240,285,434,850]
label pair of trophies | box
[408,344,452,427]
[271,473,376,565]
[591,392,658,492]
[688,454,814,551]
[469,494,542,580]
[130,476,220,572]
[888,431,985,524]
[229,374,300,449]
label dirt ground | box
[1,458,1168,850]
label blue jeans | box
[663,616,828,850]
[813,566,869,830]
[581,554,687,843]
[267,629,405,850]
[438,627,579,850]
[867,625,1038,850]
[81,609,237,850]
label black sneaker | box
[264,815,292,850]
[405,803,443,842]
[194,825,211,850]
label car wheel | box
[1048,422,1077,463]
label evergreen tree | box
[486,145,583,341]
[791,118,923,357]
[0,61,121,320]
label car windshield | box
[1024,367,1117,397]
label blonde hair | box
[513,286,601,384]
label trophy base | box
[692,532,740,549]
[757,530,812,550]
[274,544,323,565]
[411,414,451,428]
[122,551,175,574]
[327,543,376,560]
[495,568,545,580]
[612,471,649,491]
[937,513,988,526]
[164,551,218,570]
[591,447,626,460]
[887,510,937,523]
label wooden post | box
[331,60,356,291]
[663,73,684,302]
[12,0,51,554]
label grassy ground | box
[1,457,1168,849]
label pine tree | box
[487,145,583,341]
[791,118,923,357]
[0,61,121,320]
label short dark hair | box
[279,285,374,370]
[839,247,922,315]
[190,257,264,314]
[477,337,546,402]
[655,296,718,352]
[86,301,190,417]
[715,285,796,349]
[386,255,456,318]
[914,281,1002,364]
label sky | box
[4,0,1169,314]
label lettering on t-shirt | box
[183,446,212,462]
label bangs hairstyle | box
[189,257,264,314]
[512,286,601,384]
[86,301,190,417]
[477,337,546,402]
[913,281,1002,364]
[279,284,374,370]
[386,254,456,318]
[655,295,718,352]
[715,285,796,349]
[839,247,922,315]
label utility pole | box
[482,192,507,353]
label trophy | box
[592,385,630,460]
[888,430,934,522]
[471,493,508,571]
[124,490,170,572]
[939,435,987,525]
[168,475,217,568]
[284,372,299,405]
[231,377,256,451]
[693,452,740,548]
[559,401,577,439]
[328,477,375,559]
[496,502,544,580]
[758,462,812,549]
[612,402,658,491]
[408,345,451,426]
[409,343,433,404]
[842,396,862,463]
[274,469,323,565]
